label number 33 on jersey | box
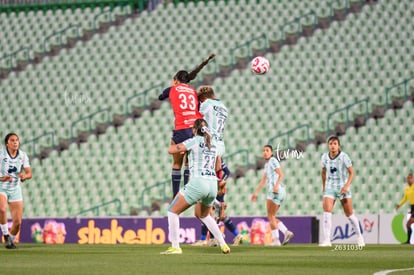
[169,83,202,130]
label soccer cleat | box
[4,235,17,249]
[191,240,207,246]
[220,244,230,254]
[208,238,219,247]
[282,231,294,245]
[318,241,332,247]
[233,234,243,246]
[160,247,182,255]
[357,236,365,247]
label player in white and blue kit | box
[193,86,243,246]
[161,119,230,255]
[0,133,32,249]
[320,136,365,247]
[251,145,294,246]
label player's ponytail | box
[201,126,212,149]
[193,119,212,149]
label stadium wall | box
[316,214,408,245]
[7,216,318,245]
[2,215,406,245]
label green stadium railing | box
[268,124,310,150]
[0,46,31,69]
[230,34,268,65]
[223,149,251,171]
[125,84,163,116]
[326,98,370,135]
[92,7,114,30]
[42,24,80,53]
[140,179,170,210]
[74,198,123,217]
[385,76,414,109]
[70,107,112,141]
[21,131,56,159]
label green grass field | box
[1,244,413,275]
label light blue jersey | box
[199,98,228,144]
[0,147,30,189]
[264,156,284,193]
[183,136,218,179]
[321,151,352,190]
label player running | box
[251,145,294,246]
[0,133,32,249]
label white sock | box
[323,212,332,242]
[410,224,414,244]
[0,224,9,235]
[272,229,280,242]
[348,214,362,236]
[278,222,288,234]
[167,211,180,248]
[10,234,16,242]
[200,215,226,246]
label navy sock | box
[223,217,239,236]
[172,168,181,198]
[184,165,190,186]
[221,161,231,181]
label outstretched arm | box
[158,87,171,100]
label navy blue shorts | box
[172,128,193,144]
[216,193,225,202]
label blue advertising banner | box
[11,216,318,244]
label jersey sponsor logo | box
[8,166,17,174]
[182,111,196,116]
[201,170,215,176]
[176,86,195,93]
[183,118,196,125]
[213,106,228,117]
[330,167,337,174]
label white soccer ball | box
[250,56,270,75]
